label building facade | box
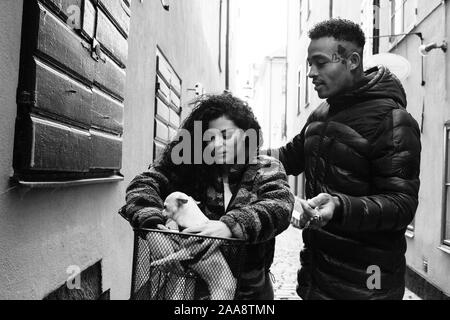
[252,53,288,149]
[0,0,226,299]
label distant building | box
[252,53,288,149]
[0,0,226,299]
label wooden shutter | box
[13,0,130,183]
[153,49,182,161]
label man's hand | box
[183,220,233,239]
[298,199,320,229]
[299,193,340,229]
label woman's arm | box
[220,156,295,243]
[119,166,173,228]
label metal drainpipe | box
[330,0,333,18]
[373,0,380,54]
[269,58,273,148]
[445,0,448,102]
[284,0,289,140]
[225,0,230,91]
[219,0,223,72]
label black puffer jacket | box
[276,66,421,299]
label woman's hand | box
[183,220,233,239]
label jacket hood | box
[328,65,407,109]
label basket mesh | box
[131,229,246,300]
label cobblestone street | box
[272,226,303,300]
[272,226,421,300]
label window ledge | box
[438,245,450,255]
[405,230,415,239]
[14,175,124,189]
[388,24,417,52]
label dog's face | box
[162,192,189,220]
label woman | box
[119,93,294,300]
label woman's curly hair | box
[156,93,263,199]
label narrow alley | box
[1,0,449,303]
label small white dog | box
[150,192,238,300]
[162,192,209,230]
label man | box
[269,19,421,299]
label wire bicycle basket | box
[130,228,246,300]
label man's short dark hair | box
[309,18,366,49]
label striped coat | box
[119,155,294,299]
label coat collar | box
[326,65,407,111]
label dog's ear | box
[190,196,201,206]
[176,198,189,207]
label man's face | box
[307,37,355,99]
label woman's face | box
[206,116,246,165]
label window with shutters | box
[153,48,182,162]
[13,0,130,186]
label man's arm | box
[267,126,307,176]
[266,104,323,176]
[219,157,295,243]
[329,109,421,232]
[119,166,172,228]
